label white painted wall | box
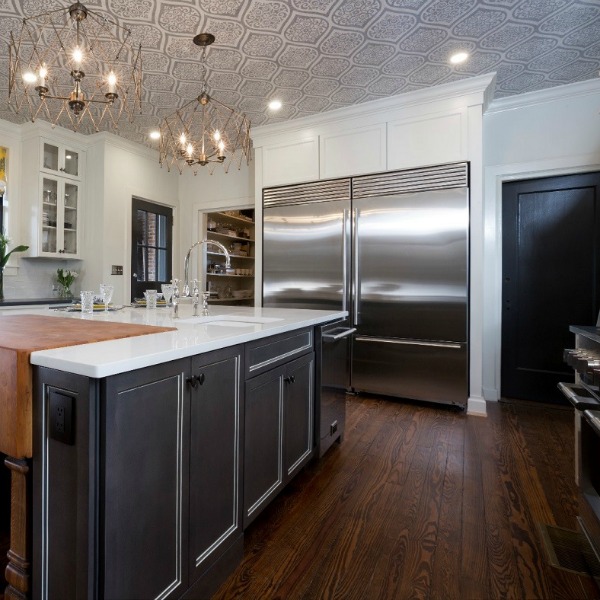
[482,78,600,401]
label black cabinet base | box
[181,534,244,600]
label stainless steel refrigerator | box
[263,163,469,408]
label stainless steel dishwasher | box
[316,319,354,457]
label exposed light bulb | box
[39,64,48,87]
[186,143,194,157]
[450,52,469,65]
[268,99,282,111]
[218,140,225,158]
[107,71,117,94]
[22,71,37,84]
[72,46,83,67]
[149,130,161,140]
[213,129,221,142]
[179,133,187,147]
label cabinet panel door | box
[284,352,315,481]
[189,350,242,580]
[243,370,283,528]
[103,361,188,600]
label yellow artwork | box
[0,147,6,189]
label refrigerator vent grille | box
[352,162,468,198]
[263,179,351,207]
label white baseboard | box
[467,397,487,417]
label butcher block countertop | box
[0,314,176,459]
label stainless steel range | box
[561,326,600,577]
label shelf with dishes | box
[207,230,254,244]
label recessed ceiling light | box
[268,99,282,111]
[450,52,469,65]
[149,130,161,140]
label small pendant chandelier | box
[8,2,142,133]
[158,33,251,175]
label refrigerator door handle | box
[342,208,350,313]
[323,327,357,342]
[353,207,360,325]
[355,336,463,350]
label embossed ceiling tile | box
[584,41,600,58]
[244,1,290,32]
[284,16,329,43]
[506,36,557,61]
[297,95,330,112]
[241,59,279,80]
[148,91,182,108]
[479,22,534,50]
[175,82,204,98]
[278,45,319,68]
[0,1,20,13]
[303,77,340,96]
[421,0,477,25]
[205,19,245,46]
[549,58,598,81]
[367,12,417,42]
[211,90,242,106]
[528,48,579,72]
[206,71,243,90]
[512,0,568,21]
[166,37,198,60]
[157,3,202,34]
[564,19,600,48]
[142,52,171,73]
[242,33,283,58]
[428,40,476,62]
[454,51,501,74]
[368,76,406,94]
[399,25,447,53]
[239,80,275,97]
[330,87,367,104]
[172,61,206,80]
[501,71,546,92]
[452,7,507,38]
[539,5,600,35]
[127,23,164,50]
[332,0,381,28]
[341,66,379,86]
[385,0,428,10]
[383,54,425,75]
[272,88,304,103]
[409,63,452,84]
[199,0,245,18]
[108,0,156,21]
[273,69,310,87]
[0,16,22,39]
[320,30,365,56]
[145,73,176,91]
[206,48,243,71]
[353,42,396,66]
[311,56,351,77]
[291,0,337,15]
[493,62,525,83]
[239,97,270,113]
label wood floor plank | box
[213,396,600,600]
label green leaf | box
[0,245,29,269]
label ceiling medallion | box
[158,33,252,175]
[8,2,143,133]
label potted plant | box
[0,230,28,300]
[56,268,78,299]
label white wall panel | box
[262,137,319,187]
[320,124,386,178]
[388,111,465,170]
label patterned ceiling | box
[1,0,599,147]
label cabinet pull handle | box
[186,376,198,389]
[284,375,295,384]
[197,373,205,386]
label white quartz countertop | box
[12,304,347,378]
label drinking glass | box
[80,290,94,314]
[144,289,158,309]
[99,283,114,312]
[161,283,174,307]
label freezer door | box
[353,188,468,342]
[263,199,351,310]
[352,336,467,407]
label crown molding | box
[89,130,159,162]
[486,77,600,115]
[252,72,497,145]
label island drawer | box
[245,327,313,378]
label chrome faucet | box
[182,238,231,299]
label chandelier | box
[8,2,142,133]
[158,33,251,174]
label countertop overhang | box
[19,305,347,378]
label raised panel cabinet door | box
[284,352,315,482]
[103,360,189,600]
[243,369,284,528]
[189,349,242,582]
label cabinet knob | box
[284,375,295,384]
[186,376,199,389]
[197,372,205,386]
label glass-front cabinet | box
[22,134,84,259]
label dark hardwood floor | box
[213,395,600,600]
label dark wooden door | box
[502,172,600,403]
[131,197,173,301]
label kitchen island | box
[1,304,345,600]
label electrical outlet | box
[49,391,75,445]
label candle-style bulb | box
[107,71,117,94]
[39,64,48,87]
[72,47,83,68]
